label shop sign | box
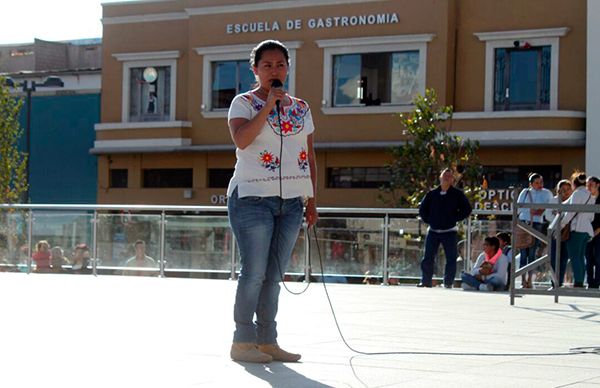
[226,12,399,34]
[474,188,516,211]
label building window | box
[332,51,420,107]
[211,60,255,110]
[195,42,301,118]
[113,51,179,123]
[10,49,33,57]
[143,169,193,188]
[474,28,568,112]
[327,167,391,189]
[128,66,171,121]
[109,169,128,188]
[493,46,551,111]
[208,168,234,188]
[316,34,433,114]
[482,165,562,190]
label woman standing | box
[561,172,594,288]
[227,40,318,363]
[546,179,573,287]
[585,176,600,289]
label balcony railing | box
[0,203,513,285]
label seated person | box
[496,232,512,290]
[71,243,91,273]
[461,236,509,291]
[496,232,512,258]
[123,240,156,276]
[50,246,69,272]
[32,240,51,272]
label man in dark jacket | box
[418,168,472,288]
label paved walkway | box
[0,273,599,387]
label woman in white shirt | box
[227,40,318,363]
[546,179,572,287]
[561,172,594,287]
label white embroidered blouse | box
[227,92,314,199]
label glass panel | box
[308,217,383,283]
[129,66,171,122]
[30,211,93,274]
[361,52,390,105]
[164,215,233,273]
[540,46,551,106]
[333,54,361,106]
[391,51,419,105]
[97,214,161,276]
[387,217,426,281]
[466,219,512,273]
[508,50,539,109]
[493,48,507,109]
[0,210,29,273]
[211,60,255,110]
[237,61,254,95]
[212,61,237,109]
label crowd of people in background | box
[463,171,600,291]
[518,171,600,289]
[29,240,157,275]
[415,168,600,292]
[31,241,90,273]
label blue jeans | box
[586,235,600,288]
[420,231,457,286]
[228,188,303,344]
[567,231,589,286]
[461,272,505,290]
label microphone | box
[271,79,283,110]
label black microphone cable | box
[271,80,311,296]
[261,83,596,359]
[310,226,599,358]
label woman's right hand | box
[265,86,287,111]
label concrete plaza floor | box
[0,273,599,388]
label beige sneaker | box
[257,344,301,362]
[230,343,273,363]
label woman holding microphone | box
[226,40,318,363]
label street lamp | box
[6,76,64,202]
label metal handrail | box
[1,203,521,291]
[510,188,600,304]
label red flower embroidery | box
[297,148,309,171]
[261,152,273,163]
[281,121,293,134]
[259,150,280,171]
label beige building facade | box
[94,0,587,207]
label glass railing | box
[0,204,512,283]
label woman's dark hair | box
[556,179,571,193]
[528,172,542,184]
[587,176,600,185]
[571,171,587,188]
[250,40,289,67]
[484,236,500,252]
[496,232,511,245]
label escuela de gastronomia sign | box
[226,12,399,34]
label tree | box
[0,76,28,204]
[381,89,482,207]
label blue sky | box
[1,0,134,44]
